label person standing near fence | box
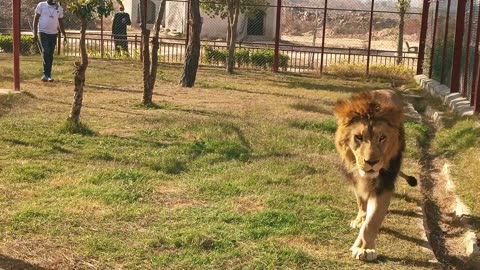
[33,0,67,82]
[112,6,131,53]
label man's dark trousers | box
[39,32,57,78]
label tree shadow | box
[0,254,44,270]
[389,209,423,218]
[393,192,421,205]
[376,255,440,269]
[381,227,430,248]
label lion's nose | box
[365,159,379,166]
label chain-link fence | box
[1,0,424,77]
[424,0,480,112]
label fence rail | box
[57,31,418,73]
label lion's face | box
[345,120,400,178]
[334,90,404,179]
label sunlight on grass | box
[0,53,435,269]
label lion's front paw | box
[350,246,377,261]
[350,217,365,229]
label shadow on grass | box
[393,193,421,205]
[389,209,423,218]
[382,227,430,248]
[0,255,44,270]
[289,102,333,115]
[376,255,438,268]
[267,76,389,93]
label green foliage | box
[200,0,267,19]
[0,34,40,55]
[59,120,96,136]
[236,48,250,67]
[204,46,289,69]
[65,0,120,21]
[432,119,479,157]
[397,0,411,13]
[204,46,228,64]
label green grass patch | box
[432,119,479,157]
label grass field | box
[0,54,435,269]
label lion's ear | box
[335,99,357,126]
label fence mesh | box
[1,0,425,85]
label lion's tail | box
[399,171,418,187]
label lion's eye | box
[379,135,386,142]
[354,134,363,142]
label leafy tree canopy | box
[65,0,121,21]
[200,0,268,19]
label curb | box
[0,89,22,96]
[442,163,480,258]
[414,87,480,261]
[414,75,474,117]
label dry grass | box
[0,53,436,269]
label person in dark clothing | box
[112,6,131,53]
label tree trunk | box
[180,0,202,87]
[149,0,167,98]
[397,11,405,65]
[68,18,88,124]
[226,0,240,74]
[140,0,153,105]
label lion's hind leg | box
[351,190,393,261]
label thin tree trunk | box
[68,18,88,124]
[149,0,167,97]
[227,0,240,74]
[140,0,152,105]
[397,11,405,65]
[180,0,202,87]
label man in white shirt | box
[33,0,67,82]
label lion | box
[334,89,417,261]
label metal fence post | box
[273,0,282,73]
[101,16,104,58]
[416,0,430,75]
[429,0,440,78]
[475,43,480,112]
[440,0,452,84]
[463,0,474,97]
[366,0,375,76]
[320,0,328,74]
[12,0,20,91]
[449,0,466,93]
[471,0,480,106]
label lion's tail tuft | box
[399,171,418,187]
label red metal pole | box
[273,0,282,73]
[12,0,20,91]
[366,0,375,76]
[440,0,452,85]
[416,0,430,75]
[449,0,466,93]
[429,0,440,78]
[472,0,480,109]
[319,0,328,74]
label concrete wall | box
[124,0,277,40]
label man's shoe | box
[41,75,48,82]
[47,77,54,82]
